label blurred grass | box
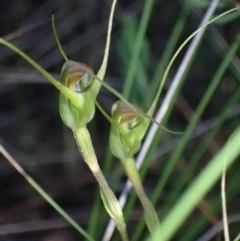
[0,0,240,241]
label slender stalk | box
[221,158,230,241]
[187,178,240,241]
[122,157,159,235]
[73,127,129,241]
[0,145,95,241]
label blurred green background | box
[0,0,240,241]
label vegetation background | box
[0,0,240,241]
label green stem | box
[73,127,129,241]
[122,157,159,235]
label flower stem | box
[73,127,129,241]
[122,157,159,235]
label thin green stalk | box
[96,0,117,82]
[147,7,238,117]
[122,157,159,235]
[176,0,240,91]
[73,127,129,241]
[182,168,240,241]
[221,156,229,241]
[52,15,68,62]
[144,3,190,109]
[87,150,113,240]
[0,145,95,241]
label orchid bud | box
[59,60,95,130]
[110,100,144,160]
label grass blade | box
[149,127,240,241]
[0,145,95,241]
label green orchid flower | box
[108,100,159,235]
[59,61,95,129]
[59,61,129,240]
[55,1,128,240]
[110,100,145,159]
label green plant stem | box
[0,145,95,241]
[147,7,238,116]
[73,127,128,241]
[221,157,229,241]
[144,3,190,109]
[122,157,159,235]
[182,169,240,241]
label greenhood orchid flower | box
[110,100,144,159]
[56,1,129,240]
[109,100,160,234]
[59,61,95,129]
